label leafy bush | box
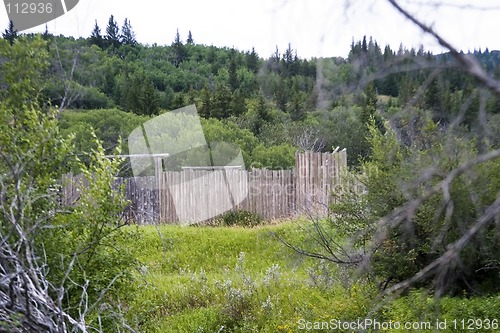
[214,210,263,227]
[41,136,141,328]
[330,115,500,295]
[0,36,139,332]
[251,143,296,169]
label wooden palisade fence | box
[61,150,348,224]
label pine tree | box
[361,35,368,52]
[289,93,305,121]
[186,30,194,44]
[105,15,120,48]
[361,82,377,125]
[2,20,18,45]
[42,24,50,40]
[171,29,187,67]
[383,45,394,62]
[141,79,160,116]
[42,24,52,51]
[199,86,212,118]
[273,46,280,62]
[257,92,271,121]
[120,18,137,46]
[246,47,259,73]
[124,76,142,113]
[230,89,246,117]
[90,20,104,48]
[212,83,232,118]
[253,92,272,134]
[274,77,288,111]
[228,49,239,92]
[283,43,294,65]
[288,79,305,121]
[281,43,297,77]
[174,28,182,45]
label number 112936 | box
[6,2,53,14]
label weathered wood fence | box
[61,150,347,224]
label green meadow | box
[123,223,500,333]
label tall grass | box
[122,223,500,333]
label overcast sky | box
[2,0,500,58]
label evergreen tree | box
[199,86,212,118]
[171,29,187,67]
[253,92,272,134]
[361,82,377,125]
[288,80,305,121]
[171,92,188,110]
[2,20,18,45]
[89,20,104,48]
[186,30,194,44]
[140,79,160,115]
[273,46,280,63]
[124,76,160,116]
[42,24,52,51]
[230,89,246,117]
[42,24,51,40]
[228,49,239,92]
[105,15,120,48]
[283,43,295,76]
[289,93,305,121]
[246,47,259,73]
[274,77,288,111]
[124,76,142,113]
[211,83,232,118]
[174,29,181,44]
[120,18,137,46]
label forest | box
[1,9,500,333]
[4,15,499,170]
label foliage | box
[105,15,120,49]
[2,20,18,45]
[127,224,378,333]
[89,20,104,49]
[251,144,296,169]
[201,117,260,167]
[120,18,137,46]
[42,136,140,326]
[59,108,149,171]
[0,36,139,331]
[214,210,263,227]
[130,222,496,332]
[330,116,500,295]
[382,290,500,333]
[320,105,372,165]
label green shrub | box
[329,116,500,295]
[215,210,263,227]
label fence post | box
[154,157,162,222]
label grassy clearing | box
[124,222,500,333]
[125,222,375,332]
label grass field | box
[124,222,500,333]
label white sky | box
[1,0,500,58]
